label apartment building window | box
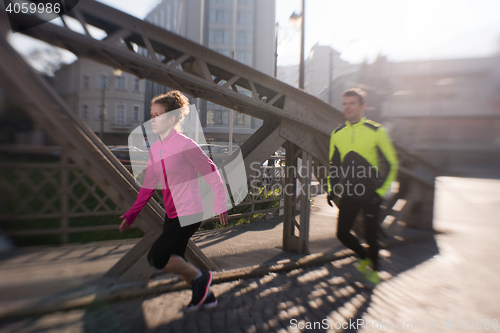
[208,105,229,126]
[237,30,245,44]
[96,103,108,120]
[209,29,230,44]
[208,103,246,127]
[166,5,171,30]
[215,49,231,57]
[234,112,251,126]
[236,50,245,63]
[116,104,126,125]
[133,106,140,122]
[209,29,215,43]
[213,110,221,125]
[246,31,253,44]
[97,74,106,89]
[236,11,245,25]
[236,11,253,25]
[115,76,127,91]
[216,9,224,23]
[81,104,89,119]
[235,112,244,125]
[209,9,215,23]
[213,110,229,125]
[172,1,178,28]
[245,51,253,65]
[235,31,253,45]
[82,75,90,90]
[210,9,230,24]
[133,78,140,92]
[216,30,224,43]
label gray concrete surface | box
[1,176,499,332]
[0,189,345,306]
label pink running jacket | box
[123,130,227,225]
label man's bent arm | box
[375,127,398,197]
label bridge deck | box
[1,176,499,331]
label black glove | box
[327,191,335,207]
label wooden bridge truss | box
[0,0,437,283]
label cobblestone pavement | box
[1,177,499,333]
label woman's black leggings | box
[147,213,203,269]
[336,195,381,270]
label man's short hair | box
[343,88,366,105]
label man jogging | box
[327,88,398,284]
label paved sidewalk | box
[1,177,499,332]
[0,186,418,312]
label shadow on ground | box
[161,236,439,333]
[3,236,439,333]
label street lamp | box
[274,22,279,79]
[228,0,237,154]
[290,0,305,90]
[99,68,122,141]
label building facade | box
[382,56,500,176]
[277,43,358,106]
[144,0,275,145]
[328,56,500,176]
[279,46,500,177]
[52,59,145,145]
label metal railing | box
[0,146,285,244]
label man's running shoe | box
[365,270,381,285]
[189,269,213,310]
[184,292,217,312]
[355,258,372,275]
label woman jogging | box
[119,90,228,311]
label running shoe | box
[355,258,372,275]
[184,292,217,312]
[202,292,218,309]
[365,270,381,285]
[189,269,213,310]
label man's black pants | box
[336,195,381,270]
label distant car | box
[200,144,240,155]
[107,145,146,162]
[262,157,284,181]
[262,159,281,168]
[199,144,223,155]
[218,145,240,154]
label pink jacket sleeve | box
[122,159,158,226]
[184,141,227,214]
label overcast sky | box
[7,0,500,69]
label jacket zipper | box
[160,139,166,183]
[159,139,163,161]
[351,128,354,143]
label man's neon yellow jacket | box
[328,117,398,200]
